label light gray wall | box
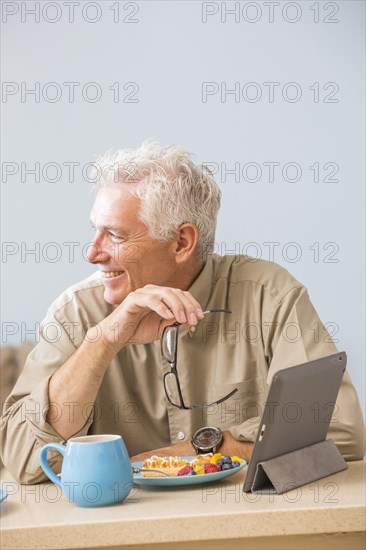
[1,1,365,415]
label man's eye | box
[108,233,124,243]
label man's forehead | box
[90,186,141,228]
[92,187,139,211]
[95,185,137,202]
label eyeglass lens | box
[164,372,180,405]
[162,326,178,362]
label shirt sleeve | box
[0,311,94,484]
[229,285,365,460]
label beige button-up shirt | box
[1,255,365,483]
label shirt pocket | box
[201,377,265,430]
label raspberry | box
[204,463,221,474]
[177,466,194,476]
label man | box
[1,141,365,484]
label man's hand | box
[130,431,254,464]
[98,284,204,353]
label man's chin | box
[103,289,126,306]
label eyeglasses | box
[161,309,238,410]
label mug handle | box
[40,443,66,487]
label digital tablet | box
[243,351,346,492]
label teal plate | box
[132,456,247,487]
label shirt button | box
[177,431,185,440]
[190,326,196,333]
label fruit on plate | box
[204,463,221,474]
[177,466,194,476]
[210,453,222,464]
[193,464,206,475]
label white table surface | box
[1,461,365,550]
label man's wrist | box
[221,431,254,462]
[82,328,120,370]
[95,318,129,354]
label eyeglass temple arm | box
[186,388,238,409]
[203,309,232,314]
[212,387,238,405]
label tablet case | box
[250,439,347,494]
[243,352,347,493]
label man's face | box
[87,186,178,305]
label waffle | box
[190,453,213,468]
[142,455,191,477]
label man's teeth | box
[102,271,124,278]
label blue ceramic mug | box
[40,434,133,507]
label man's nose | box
[86,234,110,264]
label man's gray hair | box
[92,140,221,263]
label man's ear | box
[173,223,199,262]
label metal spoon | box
[132,466,205,477]
[132,467,170,477]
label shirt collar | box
[186,255,213,311]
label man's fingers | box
[146,286,204,325]
[125,292,174,320]
[127,286,204,326]
[169,288,204,324]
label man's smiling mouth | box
[101,271,125,279]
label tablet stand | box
[250,439,348,494]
